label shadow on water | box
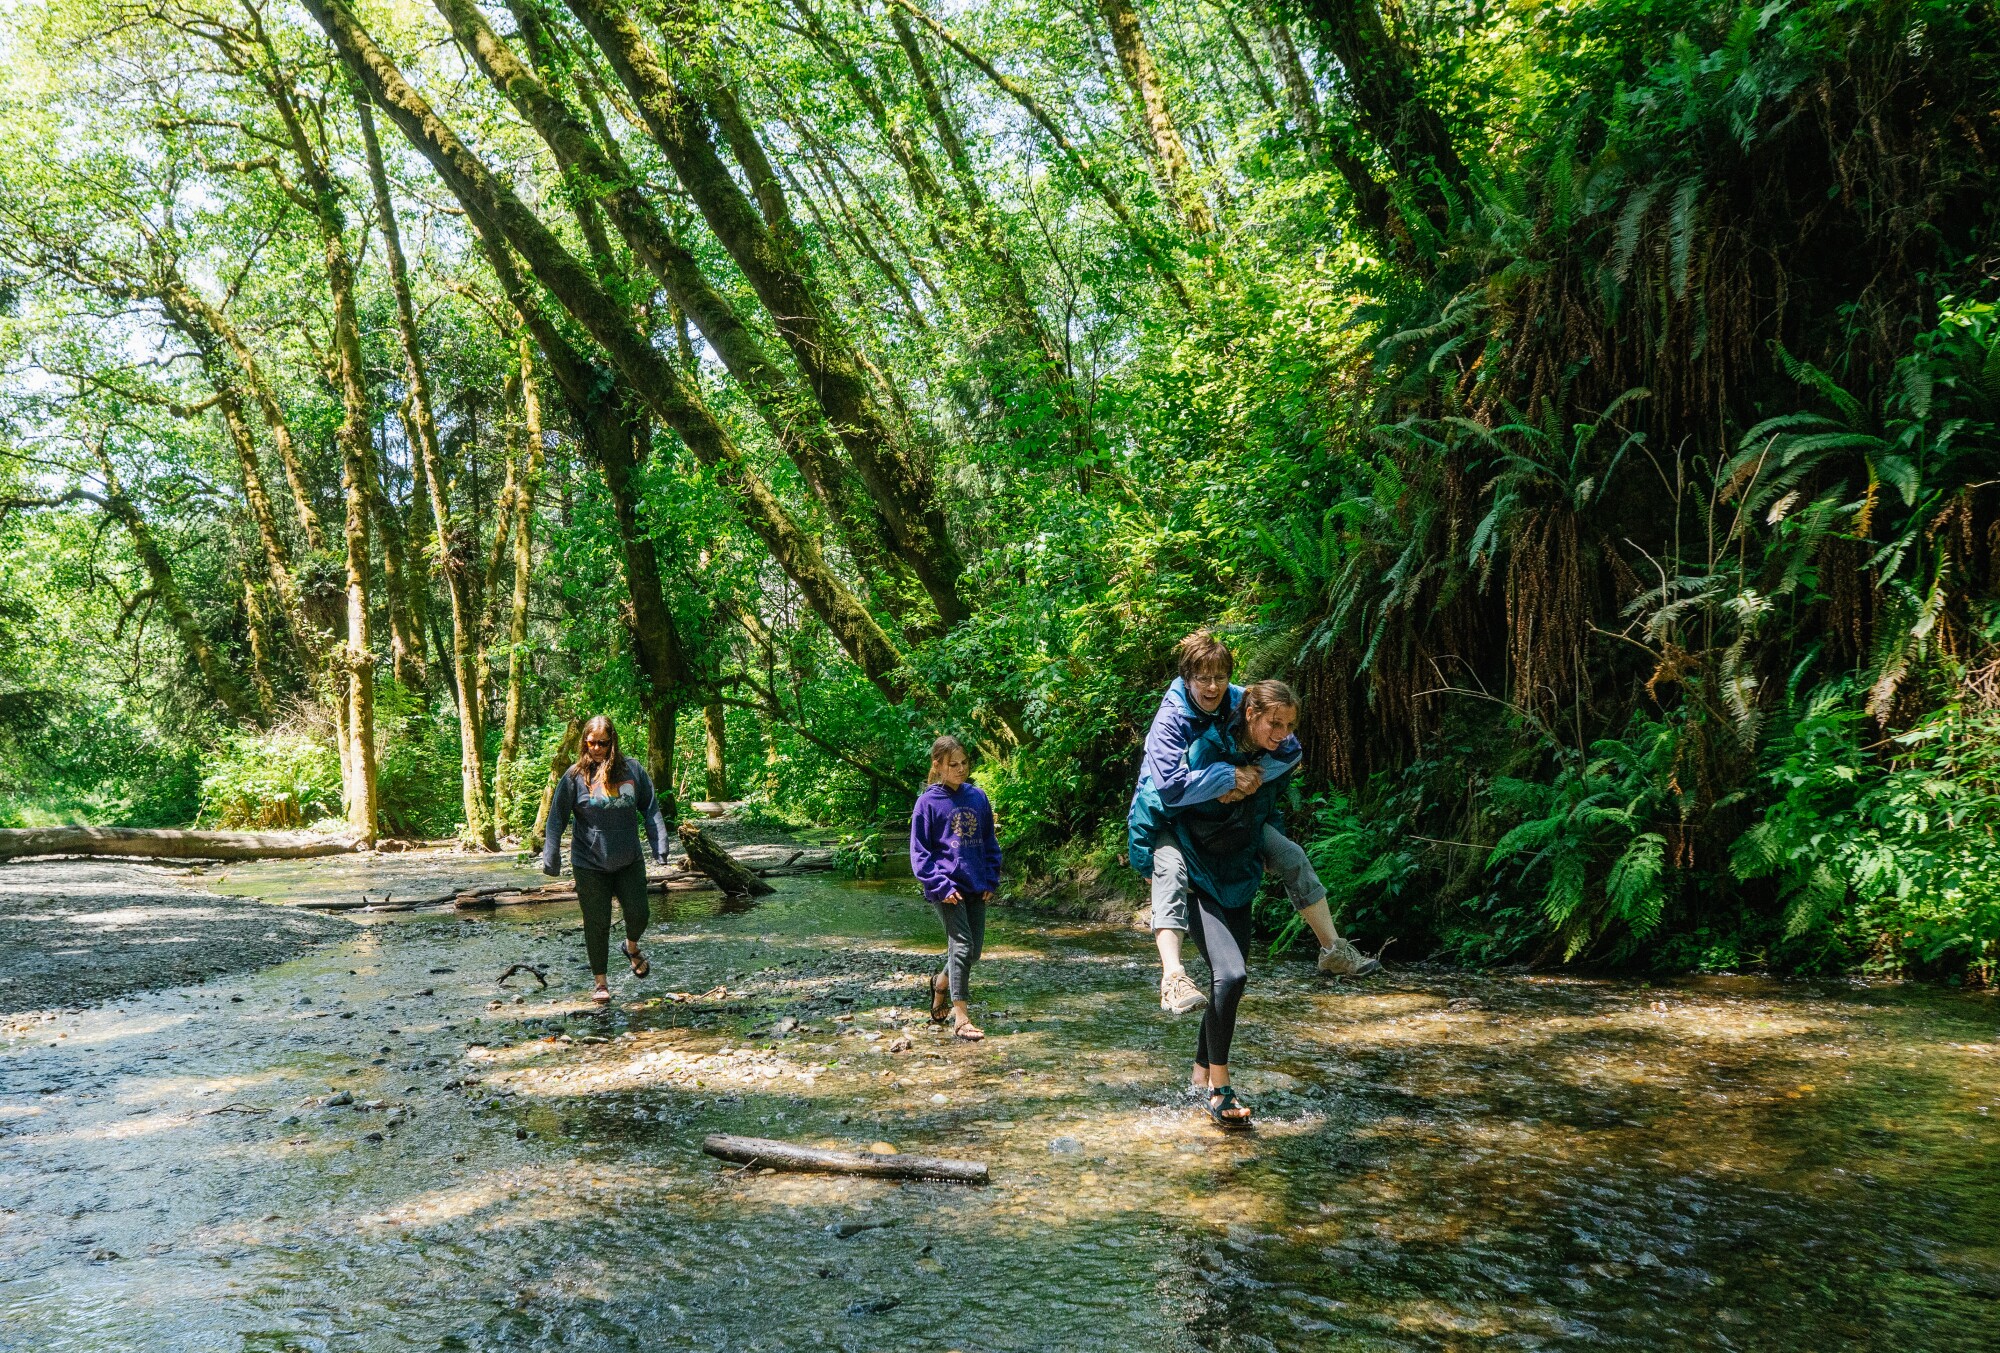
[3,867,1998,1351]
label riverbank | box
[0,860,352,1014]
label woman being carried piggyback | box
[1172,680,1305,1129]
[909,735,1000,1041]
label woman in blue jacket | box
[542,715,670,1004]
[909,735,1000,1040]
[1172,681,1301,1128]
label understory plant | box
[1733,683,2000,977]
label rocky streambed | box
[3,851,1998,1351]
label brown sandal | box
[952,1019,984,1042]
[623,939,649,978]
[928,971,950,1024]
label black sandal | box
[927,971,950,1024]
[623,940,650,978]
[1205,1085,1253,1130]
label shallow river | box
[3,867,1998,1351]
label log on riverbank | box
[678,824,776,898]
[451,871,720,910]
[0,827,363,863]
[702,1134,989,1184]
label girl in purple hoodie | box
[910,735,1000,1040]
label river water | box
[3,867,1997,1351]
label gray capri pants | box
[1151,824,1325,933]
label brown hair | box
[1175,630,1234,683]
[567,714,628,786]
[926,734,969,786]
[1236,680,1299,752]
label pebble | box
[1050,1136,1083,1154]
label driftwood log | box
[453,872,721,909]
[0,826,363,862]
[702,1134,988,1184]
[677,824,776,897]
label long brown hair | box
[925,735,969,786]
[1235,680,1299,754]
[567,714,628,786]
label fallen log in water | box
[0,826,363,862]
[702,1133,989,1184]
[455,871,718,909]
[678,824,776,898]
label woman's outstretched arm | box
[542,772,576,876]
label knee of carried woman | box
[1260,825,1306,864]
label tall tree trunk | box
[529,716,582,853]
[356,93,494,848]
[558,0,970,627]
[308,0,907,696]
[887,0,1192,311]
[149,277,313,647]
[643,690,677,825]
[1291,0,1468,240]
[703,698,728,801]
[240,572,279,713]
[1096,0,1216,234]
[457,200,695,828]
[888,10,1091,449]
[1258,9,1405,260]
[174,282,327,553]
[476,390,521,734]
[83,455,260,724]
[494,333,544,834]
[250,45,376,840]
[367,421,425,685]
[461,0,915,616]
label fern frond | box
[1608,833,1667,937]
[1610,181,1658,283]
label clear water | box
[3,871,1997,1351]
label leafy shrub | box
[834,830,885,880]
[377,712,467,841]
[1733,685,2000,977]
[198,732,341,829]
[1485,716,1682,961]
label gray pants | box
[933,894,987,1004]
[1151,824,1324,933]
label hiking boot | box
[1160,969,1208,1015]
[1317,937,1382,977]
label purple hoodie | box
[909,781,1001,904]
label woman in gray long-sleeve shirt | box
[542,715,670,1003]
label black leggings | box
[575,859,650,976]
[1188,890,1252,1071]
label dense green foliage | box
[0,0,1994,978]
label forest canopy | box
[1,0,1996,977]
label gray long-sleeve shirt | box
[542,756,670,876]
